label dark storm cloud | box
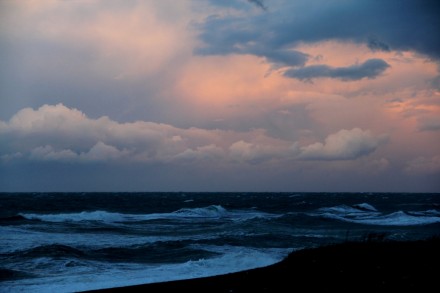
[197,0,440,64]
[367,37,391,52]
[284,59,390,81]
[206,0,267,11]
[432,75,440,90]
[247,0,267,11]
[195,15,308,67]
[255,48,308,67]
[206,0,247,10]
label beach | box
[84,237,439,292]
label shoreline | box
[82,237,439,292]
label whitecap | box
[352,203,378,212]
[314,206,440,226]
[20,211,128,223]
[1,246,292,293]
[20,205,279,224]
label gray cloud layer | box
[284,59,390,81]
[247,0,267,11]
[196,0,440,73]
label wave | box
[408,209,440,216]
[5,241,221,264]
[1,246,291,293]
[172,205,228,218]
[313,204,440,226]
[0,215,27,223]
[0,225,224,255]
[0,268,35,281]
[352,203,378,212]
[18,205,278,224]
[18,244,86,258]
[317,204,380,216]
[20,211,130,223]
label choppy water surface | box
[1,192,439,292]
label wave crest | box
[313,204,440,226]
[19,205,276,224]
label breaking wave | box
[313,203,440,226]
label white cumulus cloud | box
[0,104,291,164]
[229,140,298,163]
[299,128,388,160]
[174,144,225,161]
[30,145,77,162]
[0,105,388,165]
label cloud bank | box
[284,59,390,81]
[0,104,386,164]
[247,0,267,11]
[196,0,440,81]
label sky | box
[0,0,439,192]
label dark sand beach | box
[84,237,439,292]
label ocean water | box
[1,192,439,292]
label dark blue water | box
[1,192,439,292]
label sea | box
[1,192,439,292]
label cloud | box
[174,144,225,161]
[0,104,296,164]
[418,118,440,132]
[81,142,130,162]
[432,75,440,90]
[0,2,438,192]
[28,142,130,163]
[195,17,308,67]
[0,104,187,163]
[204,0,268,11]
[367,37,391,52]
[404,155,440,175]
[0,104,163,153]
[247,0,267,11]
[284,59,390,81]
[196,0,440,69]
[0,0,195,122]
[229,140,296,163]
[1,105,389,165]
[367,158,390,172]
[30,145,77,162]
[299,128,388,160]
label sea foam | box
[19,205,278,224]
[314,204,440,226]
